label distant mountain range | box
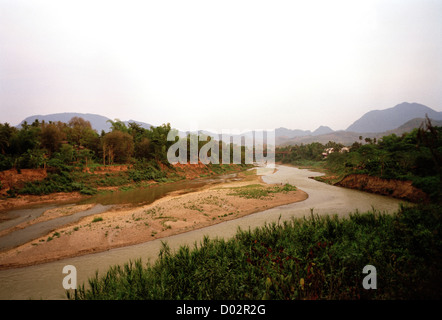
[346,102,442,133]
[275,125,334,139]
[277,118,442,146]
[17,112,152,132]
[15,102,442,146]
[276,102,442,145]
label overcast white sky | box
[0,0,441,132]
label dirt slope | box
[336,174,428,202]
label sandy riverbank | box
[0,171,308,269]
[0,192,87,212]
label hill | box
[278,117,442,146]
[17,113,152,132]
[275,127,312,139]
[14,102,441,146]
[312,126,334,136]
[346,102,442,133]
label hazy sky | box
[1,0,441,132]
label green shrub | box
[69,204,442,300]
[0,154,13,170]
[128,160,167,182]
[411,176,439,200]
[80,187,97,195]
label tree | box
[77,148,94,167]
[58,144,75,164]
[68,117,94,146]
[102,130,134,164]
[0,123,15,154]
[135,137,151,159]
[417,116,442,202]
[40,121,66,156]
[107,119,128,133]
[9,121,41,156]
[128,122,146,143]
[145,123,172,162]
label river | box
[0,172,241,251]
[0,165,406,299]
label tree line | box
[0,117,253,171]
[277,118,442,202]
[0,117,174,170]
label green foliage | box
[277,142,330,164]
[16,148,46,169]
[0,124,12,147]
[0,116,254,175]
[69,204,442,300]
[39,121,66,155]
[9,121,41,156]
[102,130,134,164]
[228,184,271,199]
[92,216,103,223]
[329,128,441,200]
[18,171,74,195]
[0,117,176,172]
[278,125,441,202]
[0,153,13,170]
[409,176,440,200]
[128,159,167,182]
[80,186,98,195]
[227,183,297,199]
[275,183,297,192]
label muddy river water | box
[0,165,406,299]
[0,173,241,251]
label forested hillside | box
[277,118,442,203]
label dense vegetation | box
[227,183,297,199]
[0,117,249,196]
[277,118,442,202]
[69,203,442,300]
[0,117,181,171]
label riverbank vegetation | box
[277,118,442,202]
[0,117,251,197]
[227,183,297,200]
[69,203,442,300]
[66,119,442,300]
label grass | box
[227,183,297,199]
[67,203,442,300]
[10,161,251,200]
[12,162,251,200]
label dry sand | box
[0,172,307,269]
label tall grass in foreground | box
[68,204,442,300]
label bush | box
[92,217,103,223]
[80,187,98,195]
[0,154,13,170]
[128,160,167,182]
[18,171,76,195]
[69,204,442,300]
[410,176,440,201]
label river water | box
[0,173,241,251]
[0,165,406,299]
